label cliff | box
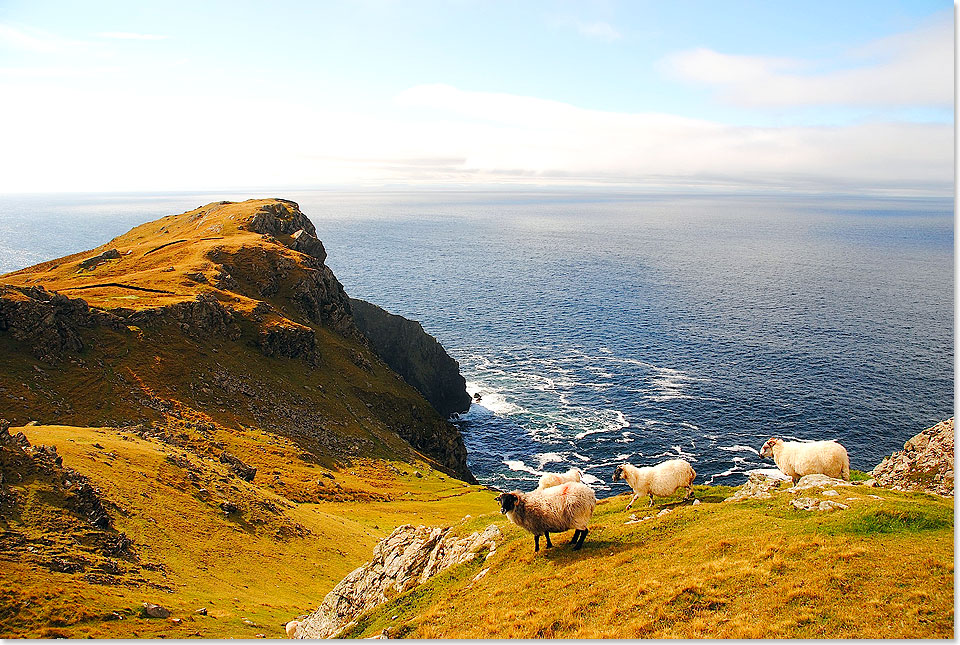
[0,199,473,482]
[350,298,472,418]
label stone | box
[724,473,784,502]
[822,489,839,497]
[79,248,121,270]
[219,452,257,482]
[789,474,855,492]
[297,523,500,639]
[220,501,239,514]
[790,497,849,512]
[872,418,953,497]
[142,603,170,618]
[195,608,207,616]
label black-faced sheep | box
[759,437,850,484]
[536,467,582,491]
[495,481,596,552]
[611,459,696,509]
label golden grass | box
[342,485,954,640]
[1,423,497,639]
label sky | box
[0,0,953,195]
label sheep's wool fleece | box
[507,483,596,534]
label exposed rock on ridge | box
[872,418,954,496]
[350,298,471,417]
[296,523,500,639]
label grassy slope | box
[341,484,954,640]
[1,423,496,639]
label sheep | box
[759,437,850,483]
[495,481,596,552]
[611,459,696,510]
[285,620,300,638]
[536,467,582,491]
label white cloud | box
[0,23,86,53]
[552,16,622,42]
[575,20,621,42]
[661,14,953,107]
[97,32,168,41]
[0,82,950,194]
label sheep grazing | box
[496,481,596,552]
[759,437,850,483]
[611,459,696,510]
[285,620,300,638]
[536,467,582,491]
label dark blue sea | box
[0,190,954,496]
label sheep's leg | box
[683,485,693,500]
[569,529,582,546]
[573,528,589,551]
[647,494,654,507]
[534,534,541,552]
[544,532,554,548]
[625,493,638,510]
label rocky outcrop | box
[0,285,125,362]
[790,497,849,512]
[724,472,785,501]
[872,418,954,496]
[788,474,855,492]
[349,299,471,417]
[296,523,500,639]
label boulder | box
[295,523,500,639]
[789,474,855,492]
[790,497,849,512]
[724,473,784,502]
[142,603,170,618]
[79,248,121,270]
[872,418,954,497]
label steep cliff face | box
[0,199,474,482]
[872,418,954,496]
[350,298,472,418]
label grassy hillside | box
[339,484,953,639]
[0,422,496,639]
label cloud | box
[0,22,85,53]
[660,14,953,107]
[552,16,622,42]
[0,82,950,194]
[575,20,621,42]
[97,32,168,41]
[389,84,951,193]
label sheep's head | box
[495,492,520,514]
[612,465,625,482]
[759,437,782,457]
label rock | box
[724,473,784,501]
[220,501,239,514]
[862,478,877,487]
[822,489,839,497]
[872,418,954,497]
[195,608,207,616]
[171,618,183,625]
[79,248,121,270]
[656,508,672,517]
[789,474,855,492]
[349,298,472,417]
[219,451,257,482]
[142,603,170,618]
[472,568,490,582]
[692,499,701,505]
[790,497,849,512]
[297,523,500,639]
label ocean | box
[0,190,953,497]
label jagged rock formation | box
[788,474,855,492]
[296,523,500,639]
[0,420,135,561]
[872,418,954,496]
[724,473,785,501]
[350,298,471,418]
[0,199,475,483]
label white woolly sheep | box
[285,620,300,638]
[759,437,850,484]
[495,481,596,552]
[536,467,582,491]
[611,459,696,510]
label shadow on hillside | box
[536,537,628,561]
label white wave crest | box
[718,444,760,456]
